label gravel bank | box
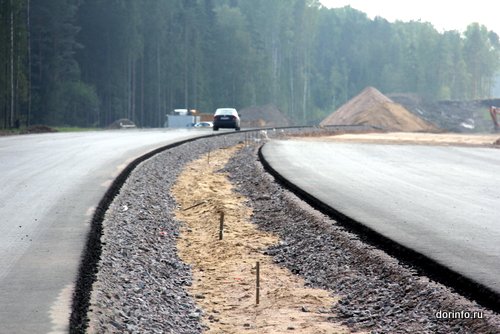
[76,130,500,333]
[78,133,248,333]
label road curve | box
[261,140,500,298]
[0,129,208,334]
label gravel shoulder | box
[84,134,248,333]
[82,131,500,333]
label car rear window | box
[215,108,237,116]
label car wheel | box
[235,127,240,131]
[213,127,219,131]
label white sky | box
[319,0,500,35]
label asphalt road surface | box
[0,129,207,334]
[262,140,500,296]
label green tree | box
[4,0,500,129]
[77,0,142,126]
[30,0,97,126]
[0,0,29,129]
[211,4,253,107]
[463,23,500,98]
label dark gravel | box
[77,128,500,333]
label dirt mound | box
[320,87,440,132]
[239,104,291,128]
[390,94,500,133]
[20,125,58,134]
[0,130,17,136]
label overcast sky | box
[319,0,500,35]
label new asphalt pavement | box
[0,129,207,334]
[261,140,500,297]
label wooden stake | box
[256,261,260,305]
[182,201,206,211]
[219,211,224,240]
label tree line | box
[1,0,499,129]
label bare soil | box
[239,104,291,128]
[0,129,18,136]
[296,132,500,147]
[172,144,352,334]
[390,93,500,133]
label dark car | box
[213,108,240,131]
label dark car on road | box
[213,108,240,131]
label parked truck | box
[164,109,199,128]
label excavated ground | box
[300,132,500,147]
[83,131,500,333]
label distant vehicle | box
[165,109,199,128]
[194,121,213,128]
[173,109,188,116]
[108,118,137,129]
[213,108,240,131]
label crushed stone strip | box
[85,134,247,334]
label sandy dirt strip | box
[299,132,500,146]
[172,144,353,334]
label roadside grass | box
[53,126,99,132]
[0,129,20,136]
[0,126,100,136]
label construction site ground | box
[299,131,500,147]
[84,131,500,333]
[172,144,353,333]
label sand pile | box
[320,87,440,132]
[239,104,291,128]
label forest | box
[1,0,499,129]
